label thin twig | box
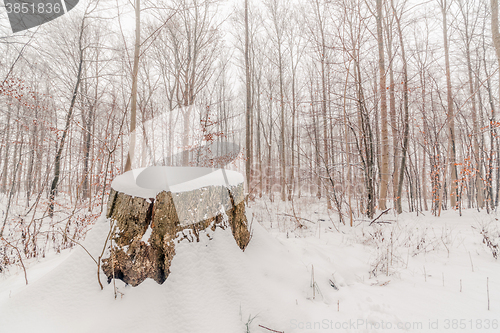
[280,213,315,224]
[487,277,490,311]
[258,324,284,333]
[97,220,115,290]
[54,229,97,265]
[469,251,474,272]
[369,208,391,226]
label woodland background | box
[1,0,500,264]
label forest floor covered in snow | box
[0,197,499,333]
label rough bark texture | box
[102,184,250,287]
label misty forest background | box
[1,0,500,265]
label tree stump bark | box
[101,167,250,286]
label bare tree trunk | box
[1,109,11,194]
[289,53,297,201]
[393,0,409,215]
[458,0,484,209]
[268,79,274,201]
[385,10,399,209]
[244,0,252,194]
[311,81,322,200]
[278,40,286,202]
[124,0,141,172]
[256,72,263,198]
[492,0,500,102]
[376,0,389,211]
[491,0,500,208]
[343,63,353,225]
[440,0,458,209]
[422,149,429,211]
[0,144,22,237]
[49,20,85,216]
[314,1,332,209]
[353,56,375,218]
[26,105,37,207]
[483,38,496,211]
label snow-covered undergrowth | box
[0,197,499,333]
[0,194,102,273]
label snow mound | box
[0,213,307,333]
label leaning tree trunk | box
[101,167,251,287]
[49,19,85,216]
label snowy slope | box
[0,203,499,333]
[0,213,308,333]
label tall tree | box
[313,0,331,209]
[49,16,87,216]
[384,2,399,210]
[266,0,288,201]
[440,0,458,210]
[392,0,409,214]
[492,0,500,95]
[245,0,252,195]
[124,0,141,172]
[376,0,389,211]
[459,0,483,208]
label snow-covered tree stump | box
[101,167,250,286]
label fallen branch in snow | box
[281,213,316,225]
[258,324,284,333]
[290,198,304,229]
[370,280,391,287]
[369,208,391,226]
[329,278,339,290]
